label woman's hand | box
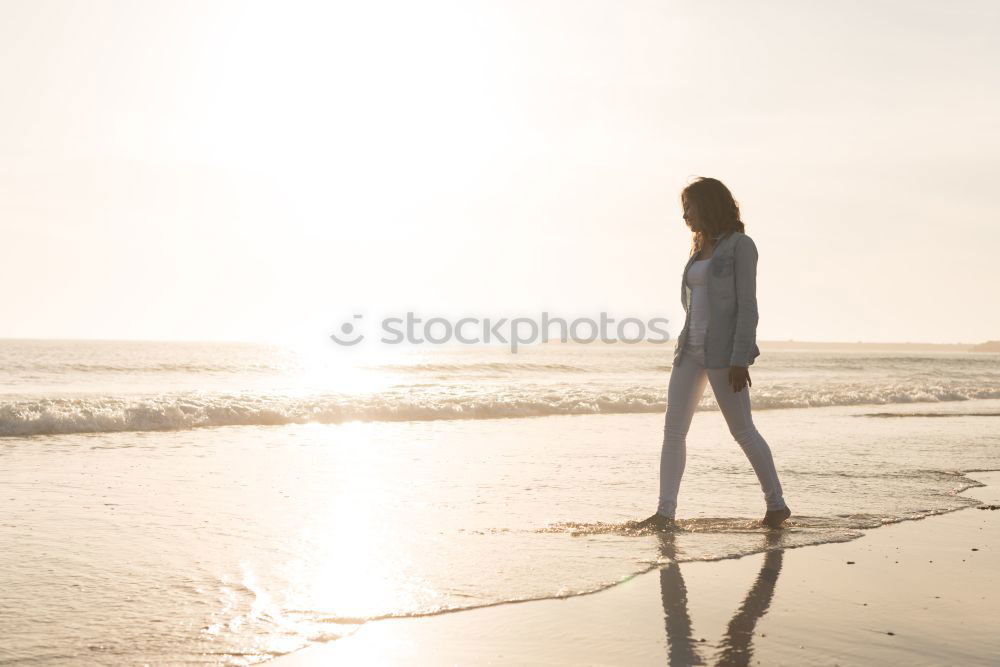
[728,365,752,392]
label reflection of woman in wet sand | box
[636,177,791,531]
[657,531,784,665]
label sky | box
[1,0,998,345]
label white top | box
[685,258,711,349]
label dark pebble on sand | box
[972,548,979,551]
[887,631,895,636]
[847,561,855,565]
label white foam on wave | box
[3,382,1000,437]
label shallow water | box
[2,341,1000,664]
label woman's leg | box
[658,346,710,518]
[705,367,787,511]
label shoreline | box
[270,470,1000,666]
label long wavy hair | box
[680,177,745,256]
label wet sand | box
[271,471,1000,666]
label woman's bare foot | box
[631,513,677,531]
[761,506,791,529]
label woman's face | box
[682,199,702,232]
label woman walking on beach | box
[636,177,791,531]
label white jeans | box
[658,343,787,517]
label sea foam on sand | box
[271,471,1000,666]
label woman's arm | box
[730,234,760,369]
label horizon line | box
[0,336,993,348]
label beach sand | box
[271,471,1000,666]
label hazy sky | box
[2,0,998,344]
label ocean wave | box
[0,392,663,437]
[367,362,592,373]
[0,361,280,374]
[860,411,1000,418]
[3,383,1000,437]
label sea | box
[3,338,1000,664]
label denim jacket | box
[672,230,762,369]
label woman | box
[636,177,791,531]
